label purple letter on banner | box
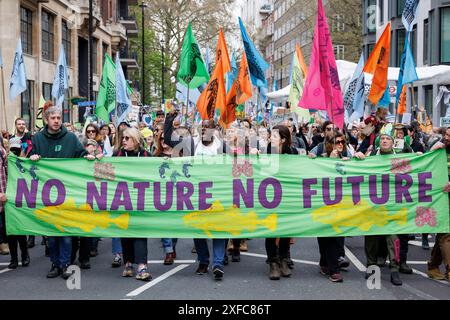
[323,177,343,205]
[42,179,66,206]
[15,179,38,208]
[258,178,282,209]
[303,178,318,208]
[233,179,254,208]
[86,182,108,210]
[154,182,173,211]
[199,182,213,210]
[176,182,194,211]
[133,182,150,211]
[395,174,413,203]
[347,176,364,204]
[110,182,133,211]
[418,172,433,202]
[368,175,390,205]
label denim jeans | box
[48,236,72,268]
[112,238,122,255]
[194,239,226,268]
[161,238,178,254]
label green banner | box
[5,151,450,238]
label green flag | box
[96,54,116,123]
[177,22,210,89]
[288,52,309,123]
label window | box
[411,25,417,64]
[20,7,33,55]
[397,0,406,17]
[42,83,52,101]
[424,85,433,118]
[440,85,450,117]
[92,38,98,74]
[21,80,34,128]
[63,88,72,123]
[334,45,345,60]
[423,19,429,64]
[379,0,384,24]
[42,11,54,61]
[62,20,71,66]
[332,14,345,32]
[368,0,376,34]
[430,10,437,65]
[397,29,406,67]
[440,7,450,64]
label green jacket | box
[30,125,86,158]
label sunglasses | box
[335,140,345,145]
[87,130,96,134]
[122,136,131,141]
[326,127,334,131]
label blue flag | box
[378,86,391,107]
[272,79,278,91]
[345,53,366,122]
[238,17,269,88]
[115,53,132,126]
[396,32,418,103]
[402,0,420,32]
[9,40,27,101]
[226,52,238,93]
[52,45,69,107]
[204,45,212,75]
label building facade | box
[267,0,362,91]
[0,0,138,131]
[362,0,450,124]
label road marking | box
[401,283,438,300]
[0,268,12,275]
[344,246,366,272]
[240,252,319,265]
[125,264,190,297]
[0,262,22,266]
[412,268,449,286]
[406,261,428,265]
[147,260,196,264]
[409,240,435,248]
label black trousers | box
[121,238,148,265]
[71,237,91,264]
[317,237,340,274]
[398,234,409,263]
[337,237,345,257]
[265,238,290,261]
[0,210,6,244]
[8,236,28,261]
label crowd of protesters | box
[0,100,449,287]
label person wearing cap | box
[140,128,154,154]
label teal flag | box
[5,151,449,238]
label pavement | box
[0,235,448,300]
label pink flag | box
[298,0,344,128]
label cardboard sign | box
[270,112,298,129]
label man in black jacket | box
[30,106,90,280]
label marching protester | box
[29,105,90,279]
[114,127,152,281]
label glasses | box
[335,140,345,145]
[122,136,130,141]
[87,130,96,134]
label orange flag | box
[197,60,226,120]
[216,29,231,74]
[398,85,407,115]
[221,52,253,127]
[296,44,308,78]
[363,23,391,105]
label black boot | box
[22,254,30,267]
[47,265,61,278]
[231,248,240,262]
[8,259,18,269]
[269,258,281,280]
[390,271,402,286]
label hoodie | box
[30,125,86,158]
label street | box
[0,236,448,300]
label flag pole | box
[0,64,8,132]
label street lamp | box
[160,38,165,106]
[139,1,148,104]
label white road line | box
[125,264,190,297]
[147,260,196,264]
[409,241,435,248]
[412,268,450,286]
[240,252,319,265]
[0,268,12,275]
[406,261,428,265]
[401,283,439,300]
[344,246,367,272]
[0,262,22,266]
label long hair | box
[272,125,292,154]
[325,132,347,157]
[121,127,143,152]
[84,124,102,143]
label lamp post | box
[88,0,93,101]
[139,1,148,104]
[280,49,284,88]
[160,38,165,106]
